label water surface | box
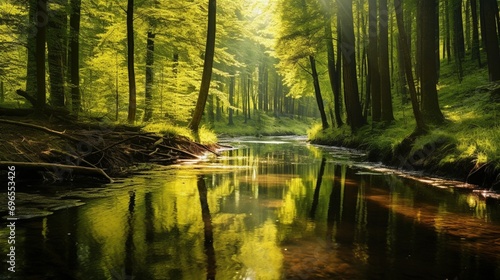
[1,136,500,279]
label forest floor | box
[310,60,500,192]
[0,115,221,183]
[205,112,315,137]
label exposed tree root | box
[0,118,220,183]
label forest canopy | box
[0,0,499,134]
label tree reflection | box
[310,157,326,219]
[197,176,216,280]
[125,190,136,277]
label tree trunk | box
[68,0,81,116]
[208,93,215,127]
[394,0,428,133]
[309,55,329,130]
[465,0,471,51]
[420,0,445,124]
[444,0,452,63]
[127,0,137,124]
[470,0,481,65]
[379,0,394,122]
[143,31,155,122]
[36,0,48,109]
[339,0,365,130]
[188,0,216,133]
[26,0,38,96]
[0,81,4,103]
[228,75,235,125]
[47,0,67,108]
[452,0,466,59]
[323,4,343,127]
[396,34,408,105]
[368,0,381,122]
[480,0,500,81]
[452,0,464,81]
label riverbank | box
[0,115,219,183]
[309,63,500,191]
[205,112,314,137]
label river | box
[1,136,500,279]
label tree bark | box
[143,31,155,122]
[309,55,329,130]
[368,0,381,122]
[452,0,466,59]
[228,75,235,125]
[26,0,38,96]
[480,0,500,81]
[379,0,394,122]
[419,0,445,124]
[0,81,4,103]
[470,0,481,65]
[339,0,365,130]
[188,0,216,133]
[36,0,48,109]
[47,0,67,108]
[324,13,343,127]
[68,0,81,116]
[394,0,428,133]
[127,0,137,124]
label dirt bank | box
[0,115,219,183]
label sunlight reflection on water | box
[1,136,500,279]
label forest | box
[0,0,499,185]
[2,1,500,279]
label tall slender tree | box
[420,0,445,124]
[479,0,500,81]
[47,0,67,108]
[143,31,155,122]
[379,0,394,122]
[68,0,81,115]
[470,0,481,66]
[368,0,381,122]
[394,0,427,133]
[127,0,137,124]
[321,0,343,127]
[339,0,365,130]
[35,0,48,108]
[310,55,329,130]
[189,0,217,133]
[26,0,37,96]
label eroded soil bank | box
[0,115,219,183]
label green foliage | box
[210,113,313,137]
[311,56,500,170]
[0,1,27,100]
[143,122,218,144]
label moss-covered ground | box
[309,58,500,188]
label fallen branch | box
[157,144,199,159]
[0,161,113,183]
[85,135,138,157]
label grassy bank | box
[205,112,314,137]
[310,60,500,189]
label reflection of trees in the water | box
[12,141,500,279]
[125,190,135,277]
[310,157,326,219]
[197,176,216,280]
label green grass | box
[309,56,500,171]
[206,112,314,137]
[143,122,218,145]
